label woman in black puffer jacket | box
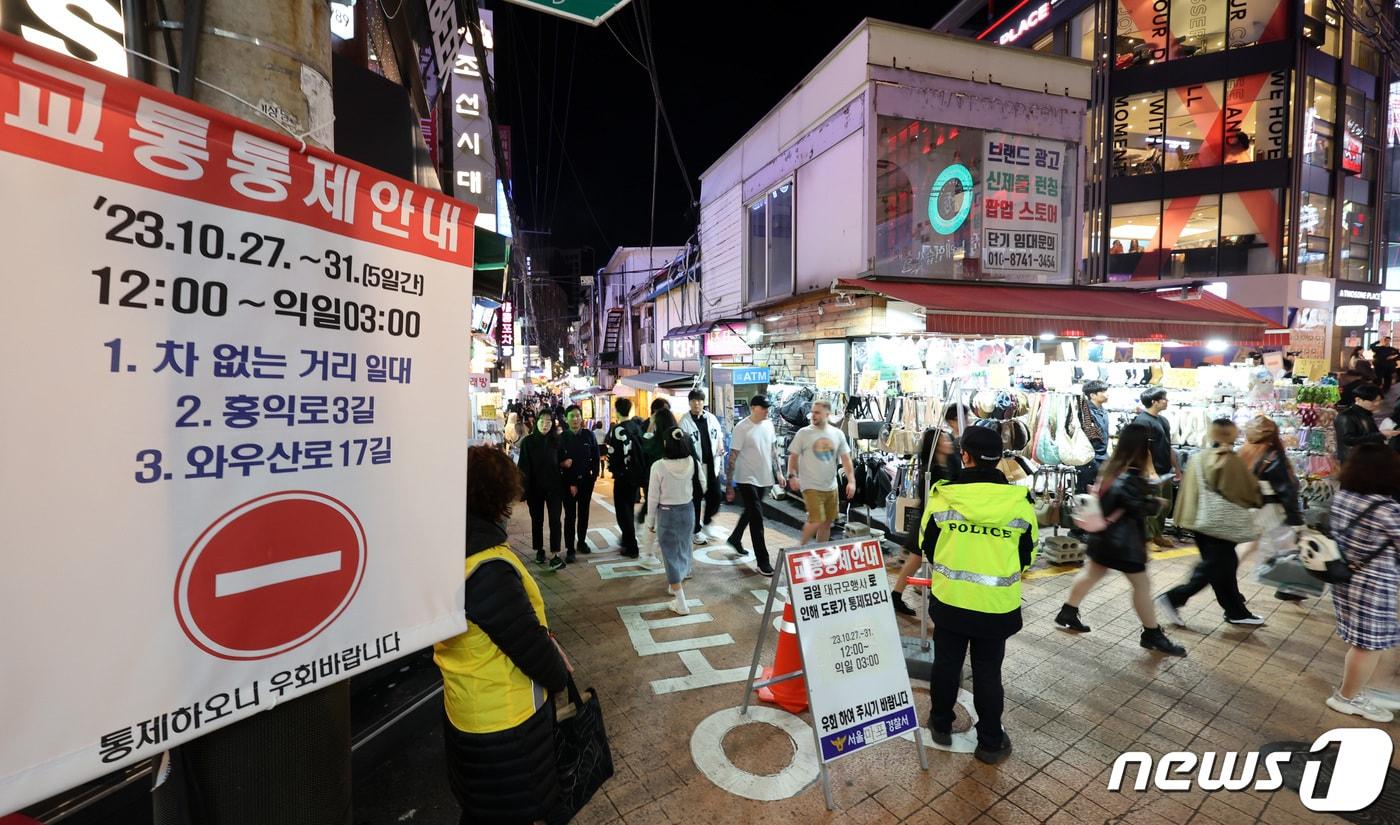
[436,446,570,825]
[1053,424,1186,656]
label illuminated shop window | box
[1224,73,1290,163]
[1169,0,1225,59]
[1112,91,1166,175]
[1298,191,1333,277]
[1342,201,1371,280]
[1220,190,1282,275]
[1165,82,1223,170]
[1108,200,1163,279]
[1303,77,1337,170]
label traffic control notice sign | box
[785,539,920,762]
[0,31,473,814]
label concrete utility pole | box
[146,3,350,824]
[152,0,333,150]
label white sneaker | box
[669,595,690,616]
[692,532,708,546]
[1155,595,1186,628]
[1327,691,1395,723]
[1366,689,1400,712]
[1225,614,1266,626]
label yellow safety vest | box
[434,545,550,734]
[919,480,1038,615]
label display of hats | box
[972,390,1000,418]
[1004,418,1031,452]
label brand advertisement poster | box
[0,33,474,812]
[981,132,1065,280]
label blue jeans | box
[655,503,694,585]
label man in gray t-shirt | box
[786,400,855,544]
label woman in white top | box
[647,428,705,615]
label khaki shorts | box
[801,489,840,523]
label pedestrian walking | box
[1324,444,1400,722]
[517,410,567,571]
[892,426,960,615]
[1371,335,1398,393]
[605,398,647,558]
[785,399,856,544]
[1132,388,1183,549]
[1157,419,1265,627]
[1237,416,1308,602]
[725,395,785,576]
[917,426,1037,764]
[560,404,601,564]
[679,389,725,545]
[1336,384,1394,463]
[1076,381,1111,494]
[637,399,675,524]
[435,446,570,825]
[1054,423,1187,656]
[646,428,706,616]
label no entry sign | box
[175,491,367,660]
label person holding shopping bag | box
[1054,424,1186,656]
[1237,416,1310,602]
[646,428,705,616]
[1157,419,1265,628]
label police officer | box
[918,425,1037,765]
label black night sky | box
[491,0,958,263]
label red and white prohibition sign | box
[175,491,367,660]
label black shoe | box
[1140,626,1186,657]
[929,729,952,747]
[727,538,749,556]
[534,549,546,565]
[578,544,592,555]
[1054,604,1090,633]
[548,555,567,572]
[891,592,917,616]
[975,734,1013,765]
[565,550,577,564]
[1275,590,1306,602]
[619,548,640,559]
[756,559,774,577]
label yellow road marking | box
[1024,546,1199,581]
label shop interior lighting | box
[1161,341,1185,348]
[1038,333,1056,341]
[1299,280,1332,302]
[1108,225,1159,241]
[1206,339,1228,353]
[1093,335,1109,341]
[1116,341,1133,348]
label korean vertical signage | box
[981,132,1065,280]
[451,9,497,231]
[498,299,515,356]
[0,32,475,812]
[786,539,921,762]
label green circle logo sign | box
[928,163,974,235]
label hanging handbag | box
[1057,397,1096,467]
[1194,467,1261,544]
[1035,395,1061,466]
[1032,470,1059,528]
[548,675,615,825]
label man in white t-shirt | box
[725,394,785,576]
[786,399,855,544]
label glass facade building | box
[938,0,1395,286]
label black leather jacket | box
[1335,404,1380,464]
[1251,451,1304,526]
[1086,467,1160,567]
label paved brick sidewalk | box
[379,478,1398,824]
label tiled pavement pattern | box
[374,478,1400,824]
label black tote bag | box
[547,676,614,824]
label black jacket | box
[517,431,564,497]
[559,427,600,486]
[918,466,1034,638]
[445,515,569,823]
[605,417,646,482]
[1086,467,1160,568]
[1251,451,1304,526]
[1335,404,1381,464]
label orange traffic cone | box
[756,602,808,713]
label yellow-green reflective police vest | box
[918,480,1039,614]
[434,545,550,734]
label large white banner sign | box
[981,131,1065,280]
[0,32,473,813]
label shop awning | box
[836,279,1273,344]
[472,227,511,302]
[618,371,695,391]
[663,318,746,340]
